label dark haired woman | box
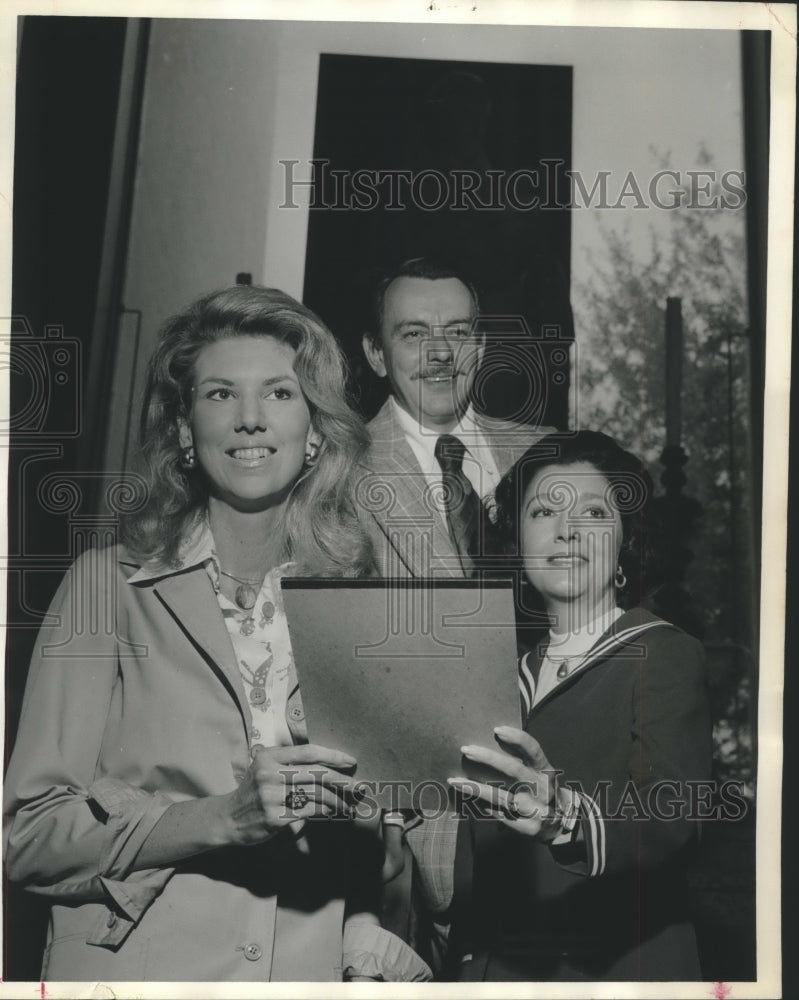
[446,430,711,981]
[4,286,429,982]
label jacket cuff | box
[404,812,460,914]
[342,920,432,981]
[89,778,174,877]
[551,788,604,876]
[85,778,176,947]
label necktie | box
[434,434,481,576]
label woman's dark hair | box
[491,430,655,608]
[121,285,375,575]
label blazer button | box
[243,942,263,961]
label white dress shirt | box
[389,397,501,511]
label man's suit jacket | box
[361,399,552,577]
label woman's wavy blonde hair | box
[122,285,376,576]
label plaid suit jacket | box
[360,399,553,578]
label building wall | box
[106,17,742,471]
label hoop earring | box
[305,441,320,465]
[614,566,627,590]
[179,446,196,470]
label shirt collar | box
[127,518,294,592]
[389,396,484,458]
[127,517,218,585]
[546,606,625,659]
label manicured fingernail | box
[460,745,476,755]
[447,777,467,785]
[494,728,517,741]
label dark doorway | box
[302,53,574,427]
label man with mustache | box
[361,257,551,578]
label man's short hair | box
[365,258,481,345]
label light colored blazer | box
[3,546,348,982]
[361,399,552,577]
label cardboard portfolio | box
[282,578,521,809]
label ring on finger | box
[285,787,310,810]
[505,792,528,820]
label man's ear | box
[177,416,193,450]
[362,332,387,378]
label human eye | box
[402,327,427,341]
[265,385,294,401]
[449,326,471,339]
[529,504,553,518]
[585,505,611,519]
[204,386,234,401]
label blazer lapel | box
[152,568,252,733]
[365,401,459,577]
[477,414,554,479]
[527,612,668,717]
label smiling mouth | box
[228,447,275,461]
[416,369,457,382]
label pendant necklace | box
[550,655,573,680]
[220,568,263,612]
[545,650,587,680]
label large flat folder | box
[282,578,521,809]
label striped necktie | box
[434,434,481,577]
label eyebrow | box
[195,374,298,388]
[526,490,610,507]
[392,318,476,333]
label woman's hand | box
[448,726,570,841]
[226,744,359,846]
